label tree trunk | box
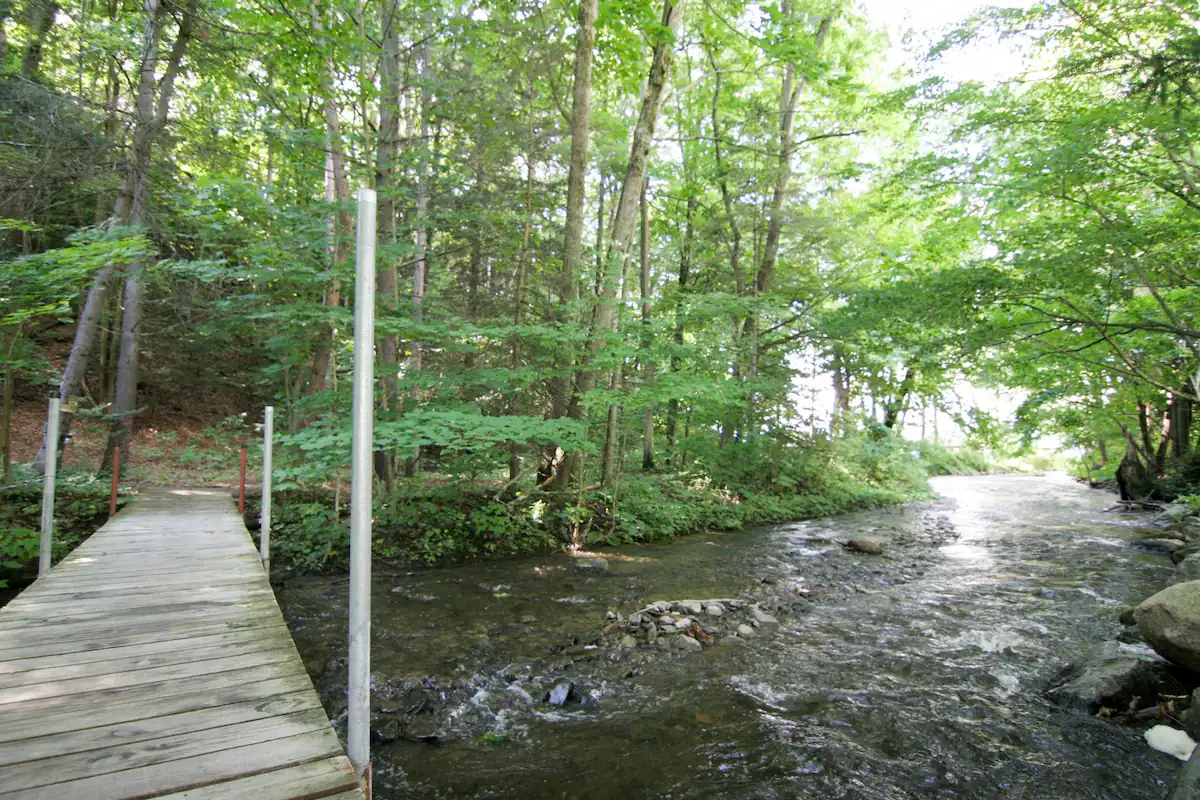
[883,367,916,430]
[104,0,197,469]
[543,0,598,492]
[1170,390,1193,462]
[307,1,353,396]
[639,181,654,471]
[560,0,684,492]
[403,17,433,479]
[509,95,536,482]
[374,0,401,490]
[19,0,57,78]
[665,183,694,465]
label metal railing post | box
[260,406,274,573]
[39,398,59,576]
[347,187,376,785]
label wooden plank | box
[0,612,285,660]
[1,586,275,619]
[0,634,296,689]
[5,732,352,800]
[0,648,303,706]
[0,624,289,676]
[2,711,340,793]
[0,593,279,631]
[0,691,321,766]
[152,756,361,799]
[0,671,315,744]
[0,488,355,799]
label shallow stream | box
[277,474,1185,799]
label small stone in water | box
[677,635,703,652]
[750,607,778,624]
[684,601,703,616]
[619,635,638,648]
[737,624,756,638]
[845,538,884,555]
[545,681,583,706]
[705,603,725,617]
[674,617,693,630]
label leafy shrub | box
[915,440,994,476]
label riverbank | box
[275,474,1180,799]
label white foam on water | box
[951,628,1033,654]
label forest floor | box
[9,398,252,487]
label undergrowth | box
[254,430,994,572]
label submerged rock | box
[844,538,884,555]
[750,607,779,625]
[1133,538,1186,555]
[1136,581,1200,671]
[1044,640,1171,712]
[1173,541,1200,565]
[573,558,609,574]
[676,635,703,652]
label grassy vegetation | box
[0,471,130,587]
[249,430,999,572]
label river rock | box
[1174,541,1200,565]
[573,558,608,574]
[1179,555,1200,582]
[619,635,637,648]
[1147,725,1197,761]
[1136,581,1200,671]
[737,624,756,638]
[1189,688,1200,743]
[1133,538,1186,555]
[545,681,584,706]
[705,603,725,618]
[845,538,884,555]
[750,607,779,625]
[676,635,703,652]
[1044,640,1171,712]
[674,617,693,630]
[1169,749,1200,799]
[682,601,703,616]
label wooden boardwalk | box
[0,488,364,799]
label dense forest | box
[2,0,1198,565]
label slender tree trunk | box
[1,331,17,484]
[883,367,916,430]
[544,0,598,492]
[510,98,536,481]
[374,0,401,490]
[403,18,433,478]
[665,185,693,464]
[741,11,833,430]
[307,1,353,395]
[639,181,655,471]
[1170,389,1193,462]
[0,0,11,68]
[19,0,57,78]
[105,0,197,469]
[562,0,684,492]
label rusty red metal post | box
[239,447,247,515]
[109,447,120,518]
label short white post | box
[347,187,376,783]
[38,398,60,577]
[260,405,274,572]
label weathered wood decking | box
[0,488,363,799]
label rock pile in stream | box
[600,595,791,653]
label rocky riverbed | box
[276,475,1194,798]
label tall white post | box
[260,405,274,572]
[348,187,376,782]
[38,398,60,577]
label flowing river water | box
[276,474,1188,799]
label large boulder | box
[1045,640,1171,712]
[1136,581,1200,671]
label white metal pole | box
[260,405,274,572]
[348,187,376,782]
[38,398,60,577]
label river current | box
[277,474,1186,799]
